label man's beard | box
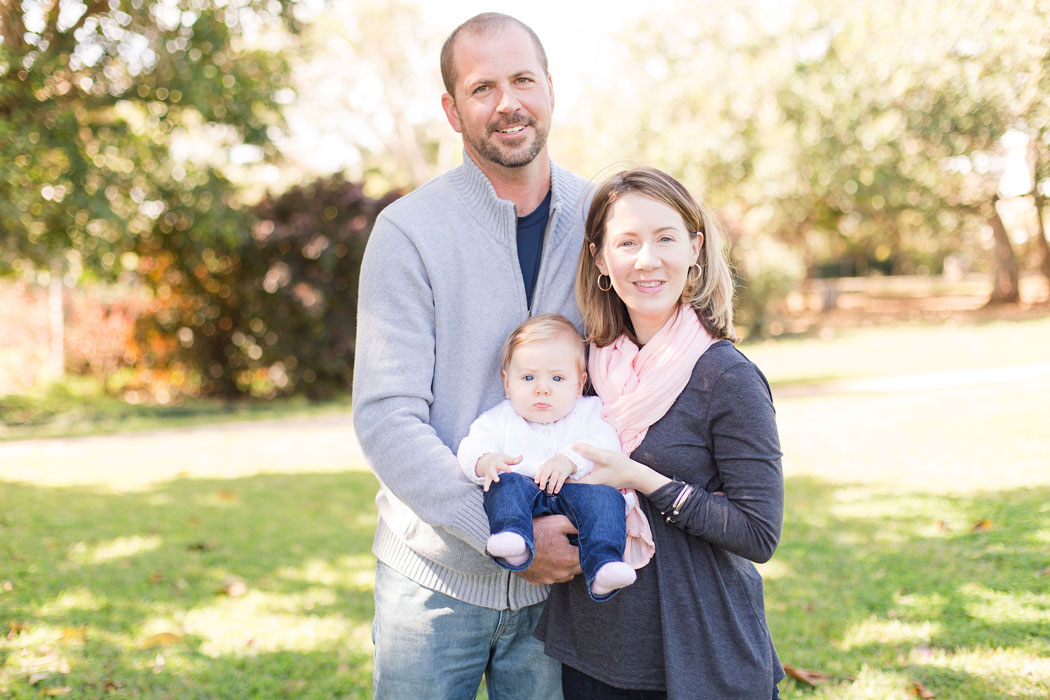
[466,114,548,168]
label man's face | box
[442,26,553,170]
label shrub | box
[135,175,399,399]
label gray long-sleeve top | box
[535,341,786,698]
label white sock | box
[487,531,528,565]
[590,561,636,597]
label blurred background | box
[2,0,1048,412]
[2,2,1050,699]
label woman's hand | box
[572,442,672,495]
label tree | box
[0,0,301,278]
[1,0,302,378]
[564,0,1050,304]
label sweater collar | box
[449,150,573,246]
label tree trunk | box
[1033,191,1050,288]
[986,194,1020,305]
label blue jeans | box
[484,472,627,601]
[372,561,562,700]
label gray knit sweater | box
[352,154,590,611]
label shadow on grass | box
[0,470,380,699]
[769,475,1050,699]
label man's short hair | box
[440,12,549,97]
[500,314,585,376]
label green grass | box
[0,376,350,442]
[2,315,1049,698]
[766,375,1050,699]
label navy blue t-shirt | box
[516,189,552,307]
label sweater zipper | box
[527,201,559,317]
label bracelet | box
[664,483,694,524]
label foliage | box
[561,0,1050,299]
[0,0,302,280]
[135,175,399,399]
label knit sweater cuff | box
[454,502,492,555]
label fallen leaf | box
[1036,566,1050,578]
[148,572,165,584]
[60,626,87,643]
[215,490,238,501]
[2,580,12,591]
[44,688,72,696]
[934,520,950,533]
[103,680,126,694]
[8,620,27,638]
[971,519,992,532]
[912,680,936,698]
[219,576,247,597]
[141,632,182,648]
[187,541,214,552]
[783,664,832,686]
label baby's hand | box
[535,454,576,495]
[476,453,522,492]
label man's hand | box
[534,454,576,494]
[514,515,581,585]
[475,453,522,492]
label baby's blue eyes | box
[524,375,534,381]
[521,375,565,382]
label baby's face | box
[502,335,585,424]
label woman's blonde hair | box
[575,167,737,346]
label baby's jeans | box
[483,472,628,601]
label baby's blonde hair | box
[500,314,586,376]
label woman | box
[534,167,785,699]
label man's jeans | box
[372,561,562,700]
[484,472,627,601]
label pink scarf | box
[589,305,717,568]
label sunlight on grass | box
[36,587,106,615]
[177,591,360,656]
[840,617,938,650]
[68,535,163,565]
[960,583,1050,626]
[0,417,370,491]
[933,648,1050,697]
[754,558,792,581]
[278,556,377,590]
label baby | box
[458,314,637,600]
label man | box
[352,12,589,700]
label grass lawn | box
[2,314,1049,698]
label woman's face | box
[592,193,701,345]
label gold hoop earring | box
[597,274,612,292]
[687,263,702,285]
